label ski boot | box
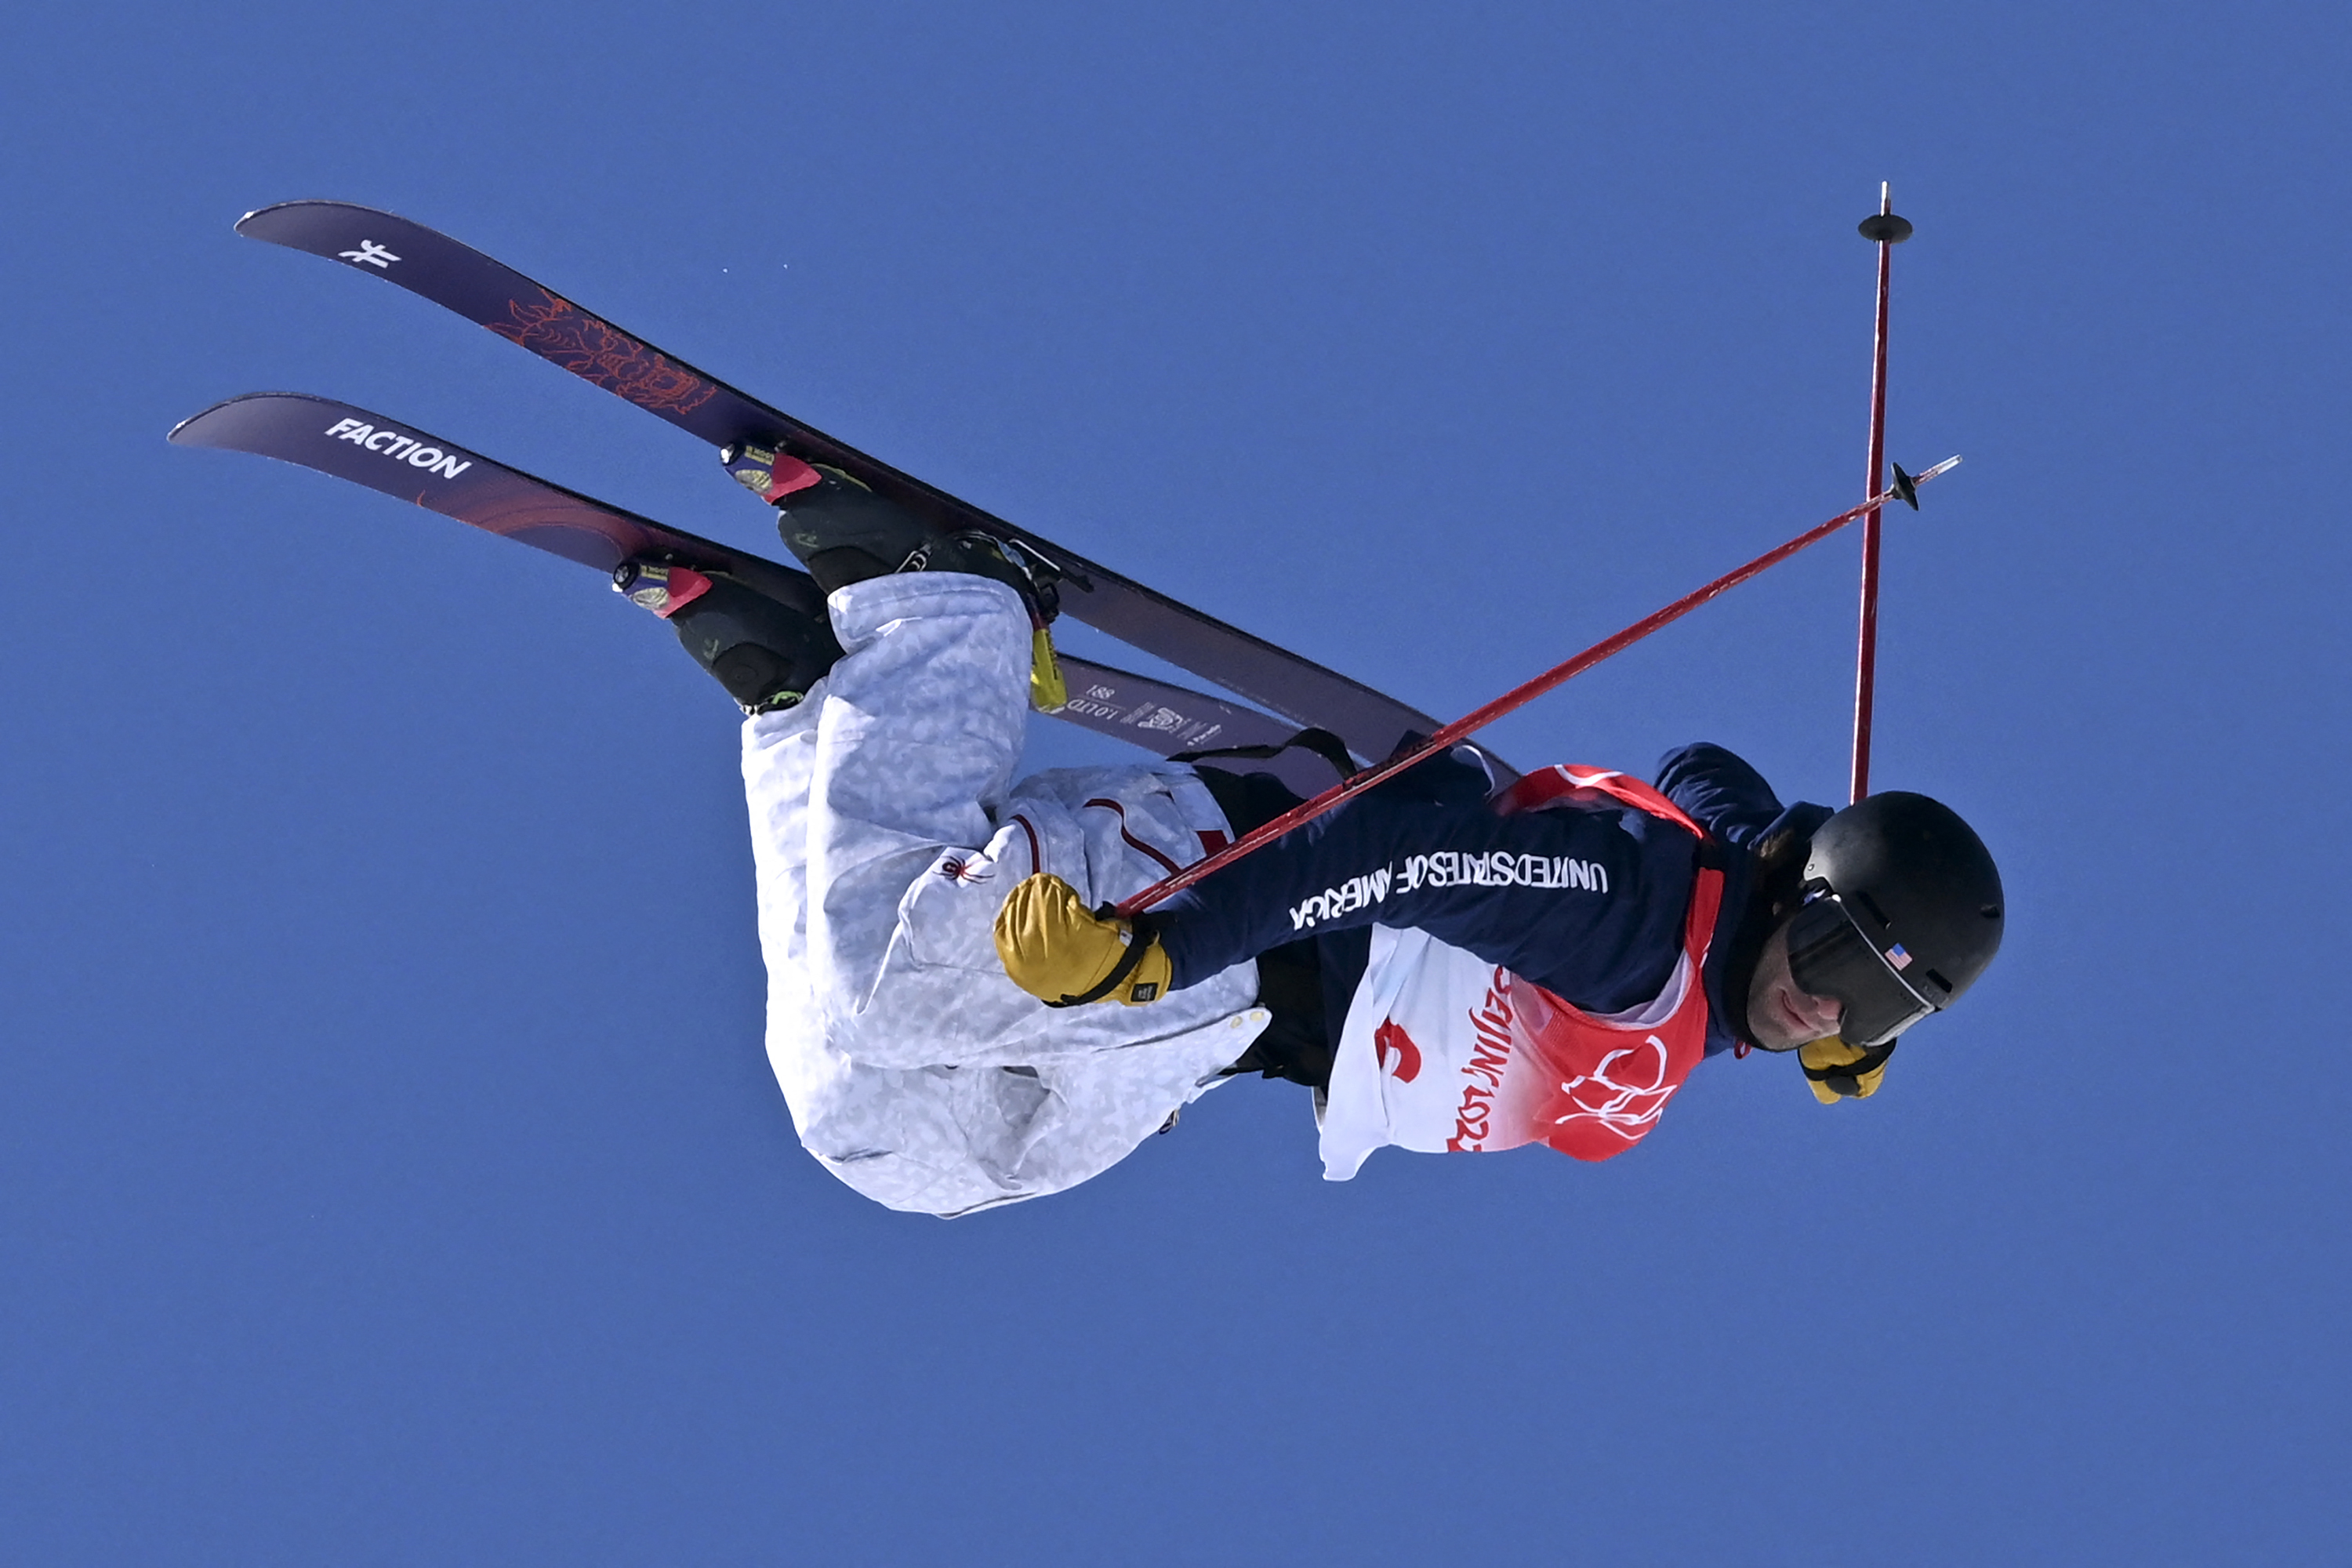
[720,445,1069,710]
[724,445,1062,617]
[612,560,840,714]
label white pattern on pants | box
[742,573,1269,1216]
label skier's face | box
[1744,916,1847,1051]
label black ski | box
[170,392,1345,792]
[232,200,1481,773]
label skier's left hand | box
[995,873,1172,1007]
[1798,1036,1895,1102]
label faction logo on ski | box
[337,241,400,269]
[322,418,474,478]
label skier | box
[624,459,2005,1216]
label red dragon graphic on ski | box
[492,295,717,416]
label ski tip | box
[165,392,332,447]
[234,200,325,235]
[234,199,402,239]
[168,395,263,445]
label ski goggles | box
[1784,890,1942,1048]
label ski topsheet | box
[233,201,1463,771]
[170,392,1344,789]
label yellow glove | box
[1798,1036,1896,1103]
[993,873,1173,1007]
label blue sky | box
[5,2,2347,1561]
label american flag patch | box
[1886,943,1914,970]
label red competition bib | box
[1318,766,1726,1179]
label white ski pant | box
[741,574,1269,1217]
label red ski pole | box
[1851,183,1913,803]
[1114,456,1960,920]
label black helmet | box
[1783,792,2005,1047]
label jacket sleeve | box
[1653,742,1789,848]
[1155,750,1700,1014]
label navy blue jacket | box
[1158,742,1832,1057]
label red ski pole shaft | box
[1114,457,1960,920]
[1852,183,1911,804]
